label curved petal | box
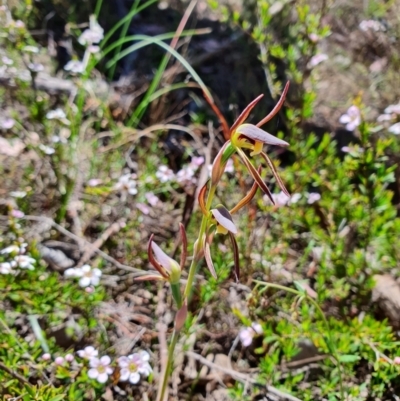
[203,89,231,140]
[204,241,217,279]
[230,94,264,134]
[260,152,290,196]
[97,372,109,383]
[88,368,99,379]
[179,223,188,270]
[236,148,274,204]
[151,241,178,274]
[211,206,238,234]
[147,235,169,279]
[257,81,290,127]
[236,124,289,146]
[129,372,140,384]
[211,141,231,185]
[198,182,208,216]
[229,232,240,283]
[230,169,259,215]
[134,274,164,281]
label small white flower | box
[176,166,195,184]
[15,20,25,29]
[2,56,13,65]
[307,192,321,204]
[64,267,79,277]
[78,16,104,46]
[377,114,394,122]
[308,53,328,68]
[271,191,290,206]
[51,135,68,144]
[54,356,65,365]
[0,262,14,274]
[28,63,44,72]
[156,165,175,183]
[0,117,15,130]
[88,356,113,384]
[41,353,51,361]
[224,158,234,173]
[65,354,74,362]
[189,156,205,168]
[339,105,361,131]
[289,193,302,204]
[0,245,20,254]
[88,45,100,54]
[114,174,137,196]
[341,146,364,155]
[75,264,102,287]
[64,60,85,74]
[14,255,35,270]
[308,33,319,42]
[136,203,150,215]
[11,209,24,218]
[384,104,400,115]
[389,123,400,135]
[87,178,102,187]
[77,346,98,360]
[10,191,26,198]
[145,192,159,206]
[118,351,152,384]
[359,20,385,32]
[23,45,39,54]
[239,322,263,347]
[39,144,55,155]
[46,108,66,120]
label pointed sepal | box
[256,81,290,127]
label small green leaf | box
[338,354,360,363]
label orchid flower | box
[136,223,187,306]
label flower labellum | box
[211,206,237,235]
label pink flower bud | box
[54,356,65,365]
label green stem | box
[253,280,345,401]
[158,329,179,401]
[159,183,217,397]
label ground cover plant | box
[1,0,400,400]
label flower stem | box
[158,328,179,401]
[159,183,217,398]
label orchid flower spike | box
[229,82,291,204]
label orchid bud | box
[211,141,235,185]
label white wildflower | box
[307,192,321,204]
[88,356,113,384]
[64,60,85,74]
[308,53,328,68]
[339,105,361,131]
[0,262,14,274]
[78,15,104,46]
[13,255,35,270]
[118,351,152,384]
[75,264,102,287]
[156,165,175,183]
[239,323,263,347]
[359,20,385,32]
[388,123,400,135]
[114,174,138,196]
[77,346,98,360]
